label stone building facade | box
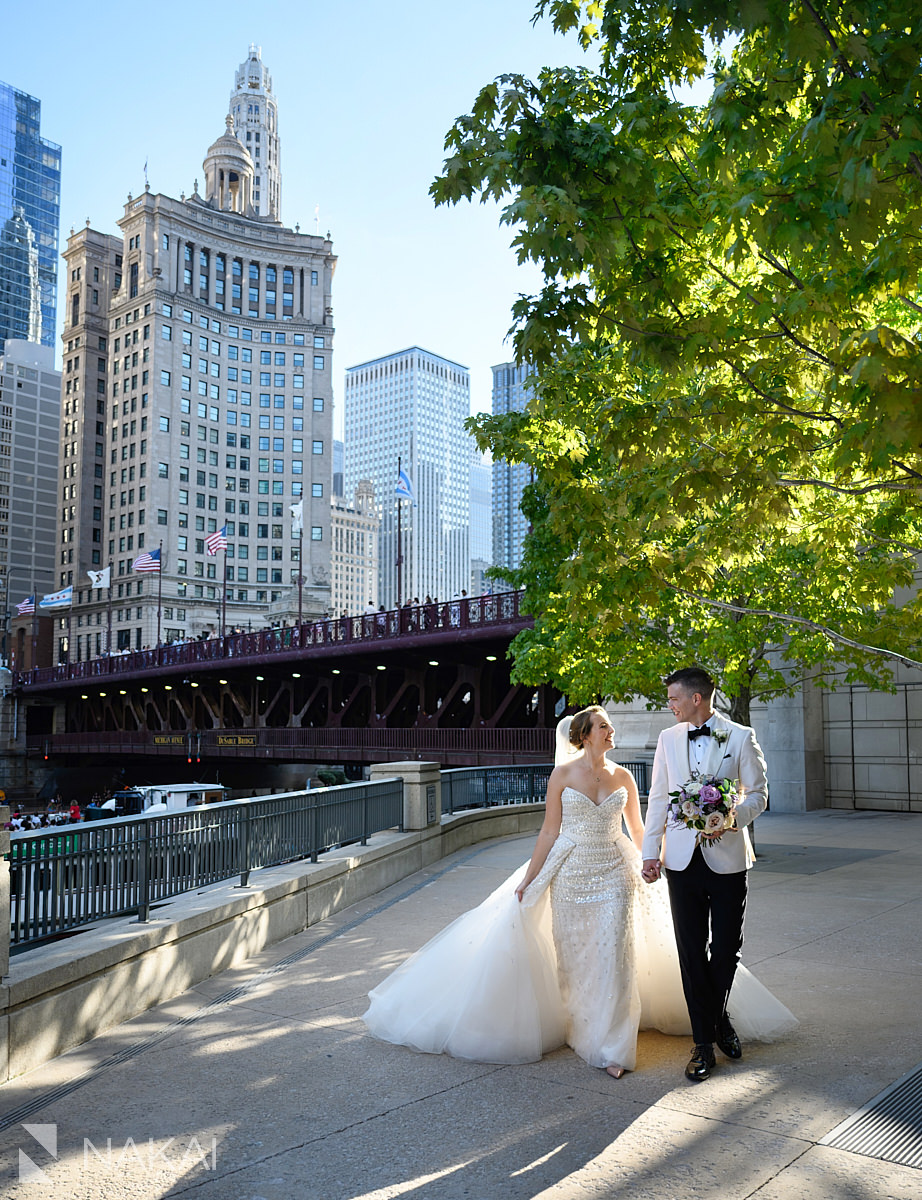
[56,51,335,656]
[330,480,379,617]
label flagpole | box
[396,456,403,608]
[157,539,163,646]
[298,522,304,626]
[106,565,113,656]
[30,577,37,675]
[221,547,227,638]
[65,592,73,667]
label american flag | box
[132,548,161,573]
[206,525,228,555]
[16,595,35,615]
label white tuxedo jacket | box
[641,714,768,873]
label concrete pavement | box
[0,808,920,1199]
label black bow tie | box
[688,726,711,741]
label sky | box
[3,0,594,435]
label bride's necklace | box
[584,759,608,784]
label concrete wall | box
[824,667,922,812]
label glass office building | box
[344,347,471,608]
[0,82,62,356]
[491,361,533,572]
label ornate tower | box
[202,116,254,215]
[229,45,282,222]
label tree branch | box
[759,250,805,290]
[668,586,922,672]
[777,476,919,494]
[721,358,845,426]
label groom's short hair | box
[665,667,715,699]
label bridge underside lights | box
[16,592,561,768]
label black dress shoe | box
[716,1015,742,1059]
[685,1043,716,1082]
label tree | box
[431,0,922,719]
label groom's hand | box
[641,859,661,883]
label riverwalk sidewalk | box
[0,808,920,1199]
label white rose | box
[704,811,725,834]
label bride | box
[363,706,796,1075]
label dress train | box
[364,806,797,1067]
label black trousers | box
[665,846,748,1045]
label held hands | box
[641,859,661,883]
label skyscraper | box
[57,52,335,658]
[0,82,61,356]
[0,339,60,611]
[344,348,470,607]
[491,361,533,572]
[469,445,492,594]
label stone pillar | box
[0,806,9,978]
[753,676,826,811]
[369,761,441,832]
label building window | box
[313,356,324,370]
[311,527,322,540]
[312,397,324,411]
[312,440,323,455]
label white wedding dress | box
[363,786,797,1070]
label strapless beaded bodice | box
[559,785,629,843]
[554,786,635,907]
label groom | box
[641,667,768,1082]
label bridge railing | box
[28,725,555,761]
[7,778,403,948]
[13,590,526,690]
[442,760,650,813]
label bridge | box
[14,591,563,773]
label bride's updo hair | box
[568,704,609,749]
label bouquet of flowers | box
[668,774,740,844]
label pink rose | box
[704,811,725,834]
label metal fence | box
[7,779,403,948]
[442,764,554,813]
[441,760,650,814]
[6,758,653,949]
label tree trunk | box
[727,685,751,726]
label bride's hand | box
[515,882,528,902]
